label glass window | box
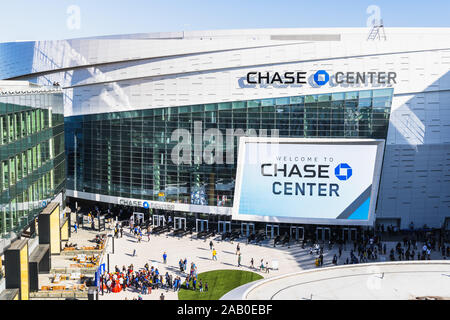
[9,158,15,186]
[33,147,37,171]
[26,111,31,135]
[275,97,290,105]
[8,114,14,142]
[41,109,45,130]
[373,88,393,98]
[261,99,274,107]
[2,161,8,190]
[218,103,231,110]
[21,112,26,137]
[318,94,331,102]
[0,116,6,144]
[14,114,19,140]
[27,149,32,174]
[37,144,42,168]
[331,93,345,101]
[31,110,36,133]
[16,155,21,181]
[36,109,41,132]
[345,91,359,100]
[305,95,318,103]
[289,96,304,104]
[22,152,27,178]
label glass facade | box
[65,89,393,209]
[0,89,65,239]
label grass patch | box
[178,269,263,300]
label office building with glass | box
[0,81,65,242]
[0,28,449,235]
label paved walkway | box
[230,261,450,300]
[97,228,447,300]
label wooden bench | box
[52,286,66,291]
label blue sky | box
[0,0,449,42]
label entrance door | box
[342,228,357,242]
[290,226,304,241]
[196,219,208,232]
[174,217,186,230]
[218,221,231,234]
[241,223,255,237]
[316,228,323,242]
[342,228,349,242]
[153,215,165,227]
[324,228,331,241]
[133,212,145,226]
[266,224,279,239]
[350,228,357,241]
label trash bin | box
[88,287,98,300]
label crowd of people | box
[310,233,449,268]
[100,263,188,297]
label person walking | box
[332,254,338,265]
[236,243,240,255]
[250,258,254,269]
[238,253,242,267]
[212,248,217,261]
[74,222,78,233]
[163,252,167,264]
[209,240,213,250]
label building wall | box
[0,86,65,239]
[0,28,449,228]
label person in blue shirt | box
[163,252,167,264]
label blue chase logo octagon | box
[335,163,353,181]
[313,70,330,86]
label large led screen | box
[232,138,385,225]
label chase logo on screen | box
[143,201,150,209]
[335,163,353,181]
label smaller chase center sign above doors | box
[232,138,385,225]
